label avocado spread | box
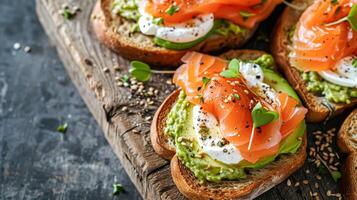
[112,0,245,49]
[302,72,357,104]
[165,55,306,183]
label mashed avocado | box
[214,20,245,37]
[112,0,140,21]
[165,55,306,183]
[302,72,357,104]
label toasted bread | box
[151,50,307,199]
[338,108,357,200]
[91,0,257,67]
[271,0,357,122]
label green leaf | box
[202,77,211,88]
[220,59,241,78]
[348,4,357,31]
[62,8,75,20]
[331,0,339,5]
[228,59,240,72]
[153,17,164,25]
[251,103,279,128]
[130,61,152,82]
[331,171,342,182]
[166,5,180,16]
[220,70,238,78]
[57,123,68,133]
[121,75,129,83]
[233,93,241,100]
[352,59,357,68]
[113,183,124,195]
[240,11,256,21]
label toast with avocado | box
[91,0,284,66]
[151,50,308,199]
[271,0,357,122]
[338,108,357,200]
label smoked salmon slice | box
[290,0,357,72]
[144,0,282,28]
[173,52,307,163]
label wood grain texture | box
[36,0,345,199]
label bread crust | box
[91,0,257,67]
[151,49,308,199]
[171,136,307,200]
[150,90,179,160]
[271,0,357,122]
[338,109,357,200]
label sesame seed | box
[287,179,291,186]
[303,180,309,184]
[103,67,109,73]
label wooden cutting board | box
[36,0,343,199]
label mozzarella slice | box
[192,106,243,165]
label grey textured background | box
[0,0,141,199]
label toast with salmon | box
[91,0,283,66]
[338,108,357,200]
[151,50,307,199]
[271,0,357,122]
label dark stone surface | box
[0,0,141,199]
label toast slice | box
[151,50,307,199]
[91,0,257,67]
[338,108,357,200]
[271,0,357,122]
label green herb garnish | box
[331,0,339,5]
[62,8,75,20]
[220,59,241,78]
[57,123,68,133]
[129,61,152,82]
[248,103,279,150]
[121,75,130,83]
[251,103,279,128]
[166,5,180,16]
[233,93,241,100]
[113,183,124,195]
[331,171,342,182]
[325,4,357,31]
[352,59,357,68]
[153,17,164,25]
[202,77,211,88]
[240,11,256,21]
